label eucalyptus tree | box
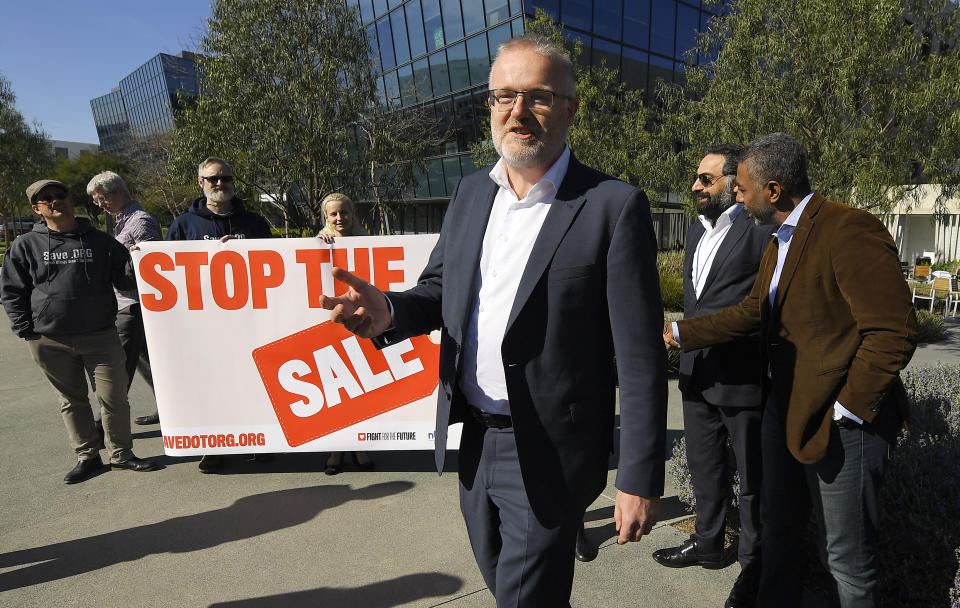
[655,0,960,213]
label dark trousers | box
[682,393,762,568]
[27,328,133,463]
[458,423,579,608]
[759,395,894,608]
[115,304,153,392]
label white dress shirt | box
[691,203,743,299]
[459,146,572,415]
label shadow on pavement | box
[208,572,464,607]
[0,481,412,591]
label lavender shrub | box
[877,364,960,606]
[667,364,960,605]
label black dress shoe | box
[134,412,160,425]
[111,456,159,472]
[324,463,342,475]
[575,524,598,562]
[198,455,223,473]
[724,564,760,608]
[65,456,104,484]
[651,537,724,569]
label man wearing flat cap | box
[0,179,159,483]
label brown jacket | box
[677,192,917,463]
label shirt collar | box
[489,145,571,200]
[775,191,815,241]
[116,201,141,221]
[699,202,743,231]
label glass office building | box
[351,0,721,233]
[90,51,200,154]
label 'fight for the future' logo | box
[252,321,440,447]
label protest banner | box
[133,235,460,455]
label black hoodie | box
[165,196,272,241]
[0,217,136,338]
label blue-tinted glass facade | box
[358,0,721,232]
[90,51,200,154]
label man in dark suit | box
[667,133,917,607]
[320,34,667,607]
[652,145,768,607]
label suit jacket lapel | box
[773,192,823,310]
[505,156,588,330]
[698,210,750,299]
[450,176,498,340]
[684,220,704,295]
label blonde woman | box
[317,192,367,243]
[317,193,373,474]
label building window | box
[423,0,445,50]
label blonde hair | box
[318,192,368,237]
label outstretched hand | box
[663,320,680,350]
[318,267,392,338]
[614,491,660,544]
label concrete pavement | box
[2,318,957,607]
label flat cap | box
[26,179,67,204]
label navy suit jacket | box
[379,155,668,525]
[679,209,770,407]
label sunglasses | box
[696,173,723,187]
[200,175,234,184]
[35,191,69,205]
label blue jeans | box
[758,397,894,608]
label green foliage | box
[655,0,960,214]
[657,250,685,312]
[169,0,442,233]
[0,72,54,246]
[933,260,960,272]
[52,151,134,227]
[916,309,947,343]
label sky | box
[0,0,213,144]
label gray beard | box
[206,189,233,204]
[698,188,732,221]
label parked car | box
[0,219,35,241]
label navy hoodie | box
[0,217,136,338]
[166,197,272,241]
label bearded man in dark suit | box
[321,33,667,608]
[667,132,917,607]
[653,144,769,608]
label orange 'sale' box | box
[252,321,440,447]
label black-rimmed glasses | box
[488,89,574,112]
[200,175,234,184]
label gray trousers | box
[116,304,154,392]
[27,328,133,463]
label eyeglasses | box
[696,173,724,187]
[200,175,234,184]
[488,89,574,113]
[34,191,68,205]
[92,192,114,206]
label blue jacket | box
[166,197,272,241]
